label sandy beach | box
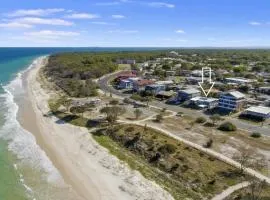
[21,56,173,200]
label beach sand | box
[20,56,173,200]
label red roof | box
[136,79,154,86]
[117,71,137,79]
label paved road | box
[98,71,270,136]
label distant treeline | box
[44,51,167,97]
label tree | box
[134,108,143,120]
[233,146,257,174]
[62,97,72,112]
[109,99,119,105]
[209,114,222,125]
[218,121,237,131]
[155,114,163,123]
[247,177,267,200]
[100,106,126,125]
[70,106,85,117]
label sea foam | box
[0,57,63,197]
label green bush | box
[218,122,237,132]
[158,143,176,154]
[195,117,207,124]
[250,132,261,138]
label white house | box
[243,106,270,119]
[190,96,219,109]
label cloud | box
[146,2,175,8]
[91,21,116,25]
[249,21,261,26]
[108,29,139,33]
[13,17,73,26]
[112,15,125,19]
[66,13,100,19]
[7,8,65,17]
[0,22,33,28]
[95,1,121,6]
[175,29,185,34]
[24,30,80,39]
[95,0,132,6]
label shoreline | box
[20,56,173,200]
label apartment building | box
[219,91,246,112]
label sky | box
[0,0,270,47]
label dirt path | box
[211,182,250,200]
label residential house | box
[177,88,201,101]
[257,87,270,95]
[145,84,166,95]
[190,96,219,109]
[219,91,246,111]
[118,79,133,89]
[116,71,137,81]
[133,79,155,92]
[242,106,270,120]
[225,77,256,85]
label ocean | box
[0,47,167,200]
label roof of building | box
[191,96,219,103]
[155,80,174,85]
[229,91,246,99]
[136,79,154,86]
[245,106,270,115]
[157,91,175,97]
[180,88,201,95]
[222,91,245,99]
[225,77,255,83]
[120,79,132,83]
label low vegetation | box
[218,121,237,132]
[94,124,243,200]
[195,117,207,124]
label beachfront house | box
[190,97,219,109]
[218,91,246,112]
[177,88,201,101]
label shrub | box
[218,122,237,132]
[125,127,135,132]
[109,99,119,105]
[155,114,163,122]
[204,138,213,148]
[250,132,261,138]
[195,117,207,124]
[158,144,176,154]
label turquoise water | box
[0,47,168,200]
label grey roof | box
[227,91,246,99]
[191,96,219,103]
[180,88,201,95]
[245,106,270,115]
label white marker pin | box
[198,67,215,97]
